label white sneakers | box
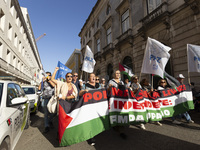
[155,121,162,126]
[140,123,146,130]
[188,120,194,123]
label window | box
[106,27,112,44]
[107,63,113,80]
[121,10,130,33]
[22,47,25,57]
[7,83,18,104]
[14,33,17,47]
[148,0,162,13]
[0,42,3,58]
[0,10,5,31]
[10,1,15,16]
[15,84,25,97]
[89,30,91,38]
[106,5,111,15]
[8,23,12,40]
[6,50,11,63]
[97,38,100,52]
[19,41,21,53]
[97,19,99,28]
[13,55,16,67]
[17,60,20,70]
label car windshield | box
[0,83,3,105]
[22,87,35,94]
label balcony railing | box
[116,29,134,48]
[102,43,114,56]
[141,2,169,26]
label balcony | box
[94,51,102,61]
[140,2,170,30]
[116,29,134,50]
[102,43,114,57]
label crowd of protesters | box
[38,67,195,146]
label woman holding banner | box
[51,67,79,142]
[107,70,127,139]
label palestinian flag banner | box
[109,84,194,126]
[58,89,110,146]
[119,63,134,80]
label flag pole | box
[80,70,83,80]
[188,71,191,84]
[151,74,154,89]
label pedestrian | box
[95,76,101,89]
[100,78,106,88]
[72,72,81,91]
[140,78,152,92]
[107,70,127,139]
[51,67,79,103]
[38,72,56,133]
[176,74,194,123]
[79,73,101,146]
[124,78,131,88]
[130,75,142,94]
[130,75,146,130]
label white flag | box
[187,44,200,72]
[82,45,96,73]
[141,37,171,78]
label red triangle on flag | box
[58,104,73,143]
[119,63,125,72]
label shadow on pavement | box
[93,126,200,150]
[29,107,200,150]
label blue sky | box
[18,0,97,73]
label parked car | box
[21,85,40,113]
[0,78,30,150]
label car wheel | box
[25,110,30,129]
[0,137,10,150]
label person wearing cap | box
[172,74,194,124]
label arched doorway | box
[107,63,113,81]
[122,56,133,81]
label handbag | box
[47,95,57,113]
[47,86,57,113]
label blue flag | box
[55,61,72,79]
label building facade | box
[65,49,82,78]
[79,0,200,87]
[0,0,42,85]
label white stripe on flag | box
[67,101,109,128]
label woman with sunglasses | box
[157,79,168,90]
[51,67,78,102]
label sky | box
[18,0,97,73]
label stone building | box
[65,49,82,78]
[79,0,200,87]
[0,0,42,85]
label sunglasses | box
[73,75,78,77]
[96,79,99,81]
[67,75,73,78]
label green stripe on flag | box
[60,115,110,146]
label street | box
[14,108,200,150]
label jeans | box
[182,111,191,121]
[172,111,191,121]
[43,98,55,128]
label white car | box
[0,79,30,150]
[22,85,40,113]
